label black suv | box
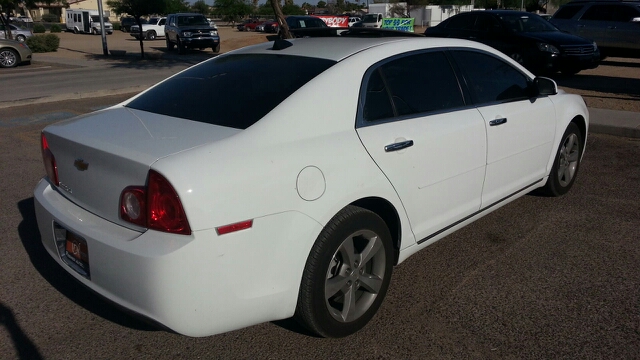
[165,13,221,54]
[550,0,640,58]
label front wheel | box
[166,37,174,50]
[146,31,156,40]
[16,35,26,42]
[295,205,394,338]
[539,122,583,196]
[212,43,220,53]
[0,48,19,68]
[177,38,186,54]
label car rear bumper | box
[34,178,321,337]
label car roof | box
[229,37,487,62]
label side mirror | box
[534,76,558,96]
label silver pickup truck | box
[130,17,166,40]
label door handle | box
[384,140,414,152]
[489,118,507,126]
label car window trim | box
[356,48,471,129]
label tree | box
[317,1,326,8]
[213,0,251,24]
[1,0,65,40]
[106,0,166,58]
[164,0,190,13]
[191,0,210,14]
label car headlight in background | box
[537,43,560,54]
[210,30,217,35]
[182,31,192,37]
[592,41,598,51]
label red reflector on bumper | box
[216,220,253,235]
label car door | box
[450,50,556,207]
[356,51,487,242]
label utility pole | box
[97,0,109,55]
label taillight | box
[41,133,59,186]
[119,170,191,235]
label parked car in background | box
[0,23,33,42]
[34,33,588,339]
[255,22,266,32]
[237,18,263,31]
[263,19,280,33]
[165,13,220,53]
[348,16,362,27]
[424,10,600,75]
[130,17,166,40]
[550,0,640,58]
[120,17,147,32]
[0,38,31,68]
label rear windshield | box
[126,54,336,129]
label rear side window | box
[553,5,583,20]
[451,50,530,105]
[362,51,465,122]
[126,54,335,129]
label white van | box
[66,9,113,35]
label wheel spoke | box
[565,135,576,152]
[325,275,349,299]
[338,237,356,268]
[359,235,382,266]
[339,285,356,322]
[563,165,573,182]
[568,150,579,162]
[359,274,383,294]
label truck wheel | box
[213,43,220,53]
[166,38,174,50]
[146,31,156,40]
[177,38,186,54]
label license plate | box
[54,223,90,279]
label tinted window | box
[475,14,502,32]
[499,13,558,32]
[178,15,209,26]
[363,52,465,122]
[452,50,530,104]
[127,54,336,129]
[580,5,625,21]
[553,5,583,20]
[445,13,476,30]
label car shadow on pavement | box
[82,51,214,69]
[552,74,640,99]
[600,60,640,69]
[0,301,43,360]
[16,197,158,333]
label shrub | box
[33,23,46,33]
[41,13,59,23]
[26,34,60,52]
[113,21,121,31]
[50,24,62,33]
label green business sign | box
[380,18,415,32]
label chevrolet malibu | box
[34,36,588,338]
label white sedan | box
[34,35,588,338]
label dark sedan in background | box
[425,10,600,75]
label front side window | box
[451,50,531,105]
[362,51,465,122]
[581,5,615,21]
[126,54,336,129]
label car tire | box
[16,35,26,42]
[177,38,186,54]
[166,37,174,50]
[0,48,19,68]
[295,205,394,338]
[146,31,156,40]
[73,28,78,34]
[539,122,583,197]
[212,43,220,53]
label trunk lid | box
[43,106,240,229]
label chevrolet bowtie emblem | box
[74,159,89,171]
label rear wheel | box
[0,48,19,68]
[15,35,26,42]
[539,122,583,196]
[295,205,394,338]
